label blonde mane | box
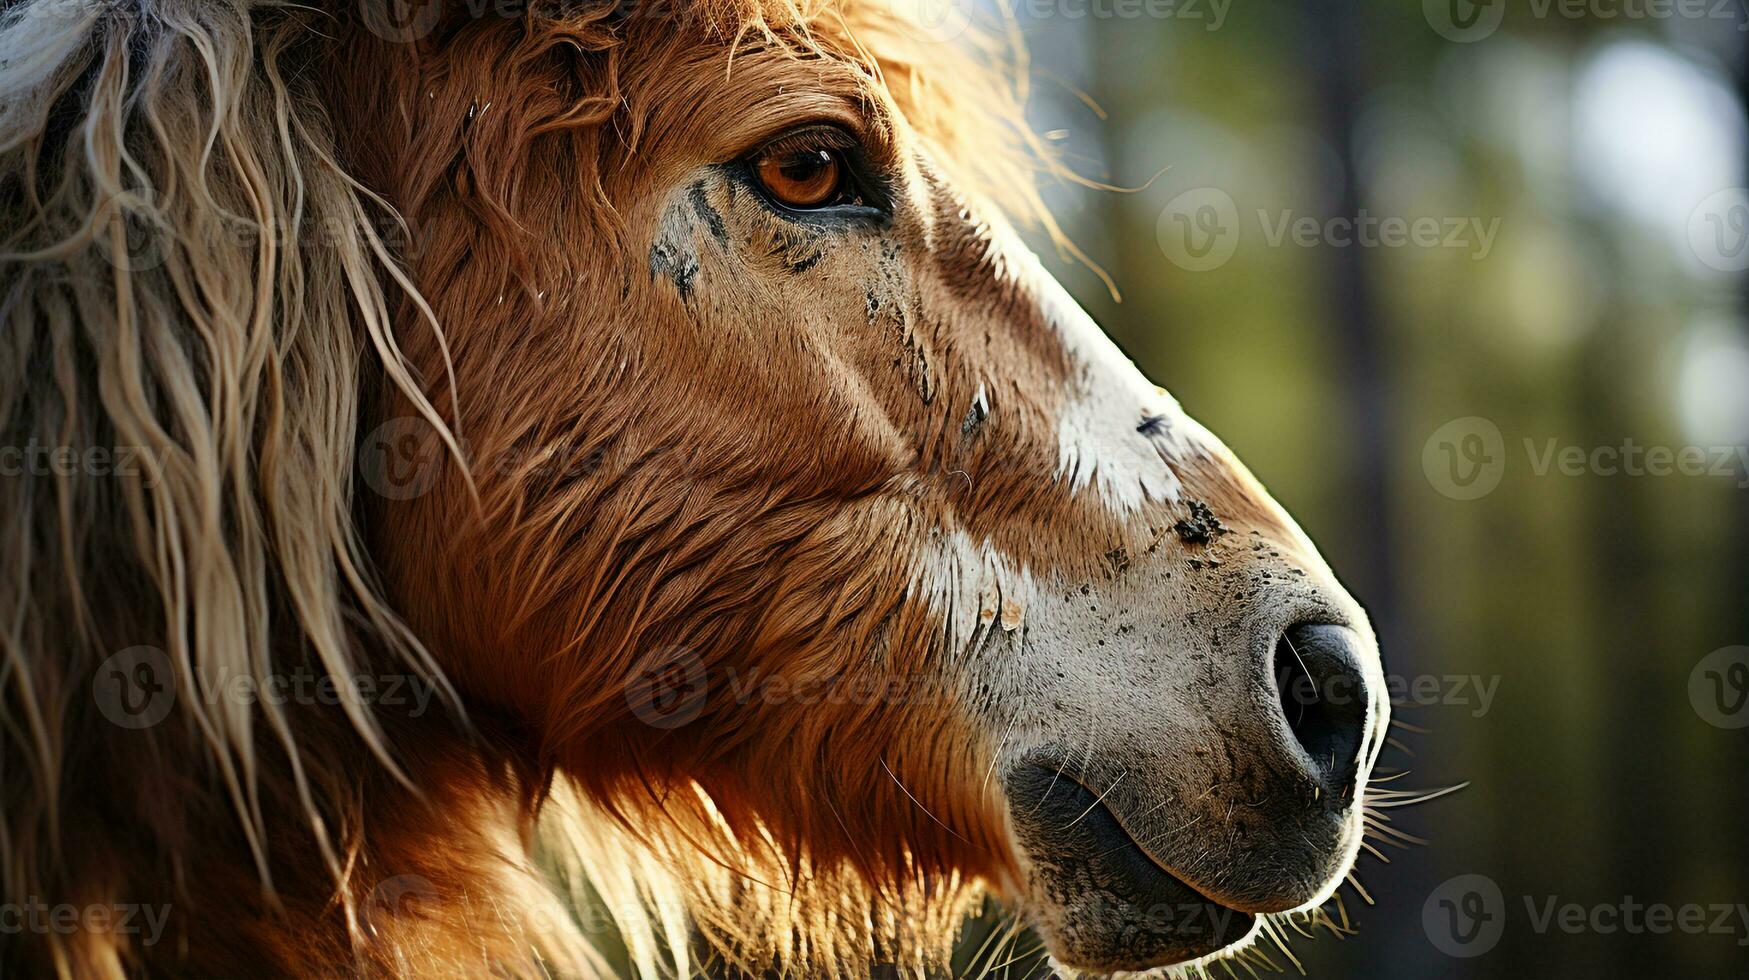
[0,1,1057,976]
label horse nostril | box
[1272,623,1370,795]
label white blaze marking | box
[914,530,1032,657]
[991,232,1220,515]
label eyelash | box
[742,125,889,219]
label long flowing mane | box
[0,1,1063,976]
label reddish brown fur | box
[328,4,1035,951]
[0,1,1329,976]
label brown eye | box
[754,146,844,209]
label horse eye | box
[753,145,846,210]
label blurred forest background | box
[996,0,1749,976]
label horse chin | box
[1004,764,1264,973]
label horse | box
[0,1,1390,976]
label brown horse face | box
[371,15,1388,974]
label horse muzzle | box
[997,612,1387,973]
